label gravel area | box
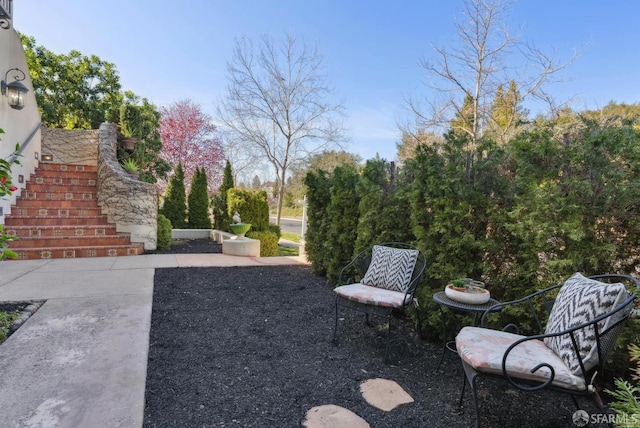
[142,240,607,427]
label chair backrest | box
[543,273,638,376]
[340,242,426,297]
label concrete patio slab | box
[174,253,307,267]
[0,267,154,301]
[0,293,151,428]
[0,252,310,427]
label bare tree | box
[408,0,579,149]
[217,129,265,185]
[217,32,347,225]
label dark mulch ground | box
[147,238,223,254]
[143,240,607,427]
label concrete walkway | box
[0,253,307,428]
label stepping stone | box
[303,404,370,428]
[359,378,414,411]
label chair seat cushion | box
[334,283,411,308]
[456,326,586,391]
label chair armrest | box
[479,284,562,328]
[500,292,636,391]
[479,274,640,329]
[501,333,558,391]
[336,248,372,287]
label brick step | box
[4,216,110,226]
[25,183,98,193]
[11,244,144,260]
[13,199,99,209]
[30,175,97,187]
[5,161,145,260]
[32,172,98,183]
[18,190,97,202]
[4,225,117,238]
[8,235,132,249]
[37,163,97,173]
[7,207,103,218]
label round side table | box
[433,290,501,370]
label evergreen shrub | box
[162,163,187,229]
[157,214,172,250]
[212,161,234,231]
[227,188,269,231]
[247,230,279,256]
[187,167,211,229]
[303,170,332,275]
[268,224,282,239]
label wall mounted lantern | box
[0,0,12,30]
[1,68,29,110]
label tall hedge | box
[324,165,361,284]
[354,159,413,255]
[187,167,211,229]
[304,169,332,274]
[302,115,640,343]
[227,188,269,231]
[162,163,187,229]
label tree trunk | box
[275,169,287,226]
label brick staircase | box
[4,163,144,259]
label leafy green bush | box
[607,343,640,426]
[157,214,172,250]
[0,309,19,342]
[247,230,278,256]
[324,165,360,284]
[227,188,269,231]
[304,170,332,275]
[268,224,282,239]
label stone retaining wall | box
[97,123,158,250]
[41,128,99,166]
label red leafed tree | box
[158,99,225,194]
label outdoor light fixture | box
[0,0,12,30]
[1,68,29,110]
[40,154,53,162]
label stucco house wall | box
[0,24,42,223]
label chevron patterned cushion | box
[361,245,419,293]
[544,273,627,374]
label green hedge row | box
[305,116,640,347]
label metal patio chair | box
[332,242,427,362]
[455,273,639,427]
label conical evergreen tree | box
[188,167,212,229]
[212,160,235,231]
[162,163,187,229]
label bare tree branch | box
[216,32,347,225]
[408,0,580,149]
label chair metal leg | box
[384,309,393,363]
[415,306,423,338]
[460,359,482,428]
[458,370,467,407]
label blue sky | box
[12,0,640,163]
